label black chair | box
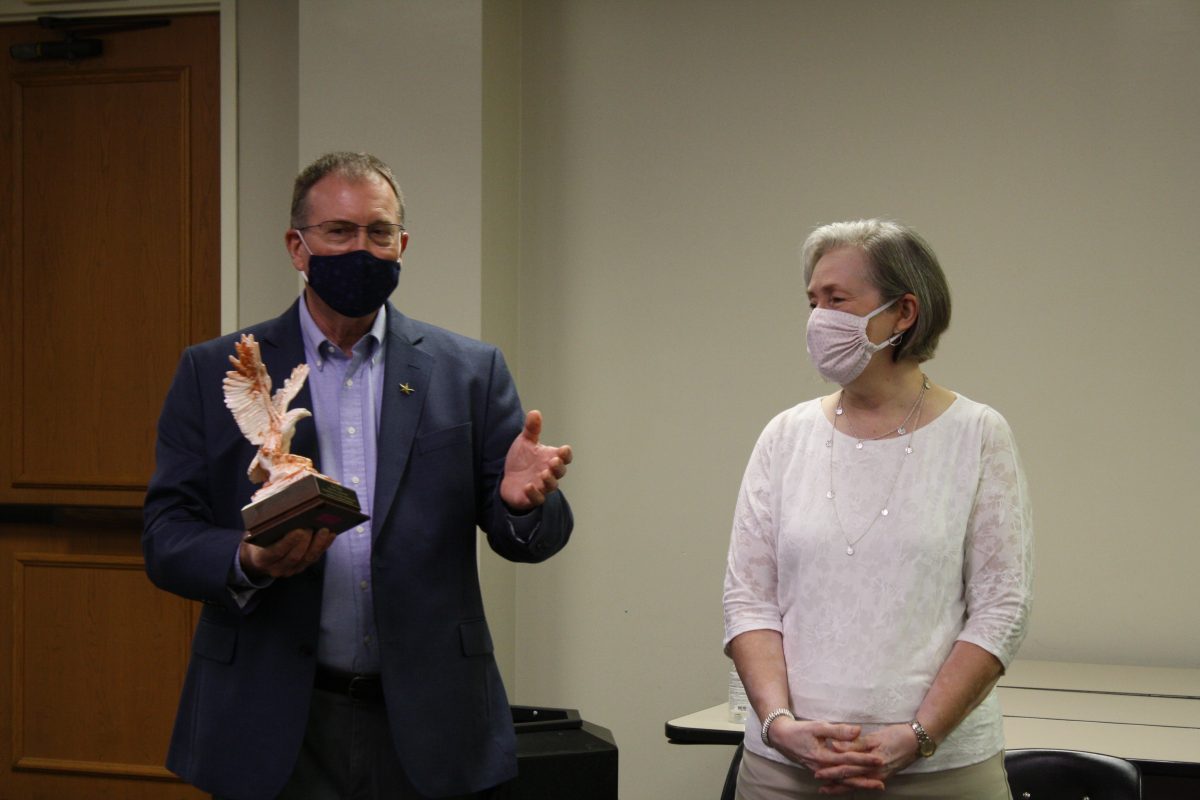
[1005,748,1141,800]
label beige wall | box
[229,2,1200,798]
[236,0,299,327]
[514,1,1200,797]
[297,0,487,339]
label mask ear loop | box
[877,296,907,349]
[861,298,905,354]
[294,230,314,255]
[293,230,314,284]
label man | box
[143,152,573,800]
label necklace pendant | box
[905,446,913,454]
[846,545,855,556]
[855,441,864,450]
[881,508,889,516]
[897,426,906,435]
[826,490,834,499]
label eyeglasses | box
[297,220,406,248]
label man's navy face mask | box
[297,232,400,318]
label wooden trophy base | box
[241,474,369,547]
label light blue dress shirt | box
[297,297,386,674]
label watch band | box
[760,708,796,747]
[909,719,936,757]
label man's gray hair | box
[290,152,406,228]
[802,219,951,363]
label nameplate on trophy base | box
[241,474,369,547]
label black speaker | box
[505,707,618,799]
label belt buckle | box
[347,675,374,703]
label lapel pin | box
[400,383,415,395]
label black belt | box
[314,667,384,704]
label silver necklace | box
[835,376,928,449]
[825,376,928,556]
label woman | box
[723,220,1032,798]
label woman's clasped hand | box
[769,718,924,794]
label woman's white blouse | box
[723,394,1033,773]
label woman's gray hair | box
[290,151,406,228]
[802,219,951,363]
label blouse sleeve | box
[956,408,1034,668]
[723,420,785,652]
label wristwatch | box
[909,719,936,758]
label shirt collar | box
[297,292,388,370]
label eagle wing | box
[222,334,279,446]
[272,363,310,416]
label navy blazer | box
[143,300,572,800]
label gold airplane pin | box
[400,383,415,395]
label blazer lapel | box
[372,305,432,537]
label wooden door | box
[0,12,217,800]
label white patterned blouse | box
[723,394,1033,773]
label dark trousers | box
[217,688,503,800]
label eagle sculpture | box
[223,334,322,501]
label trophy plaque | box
[224,334,368,547]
